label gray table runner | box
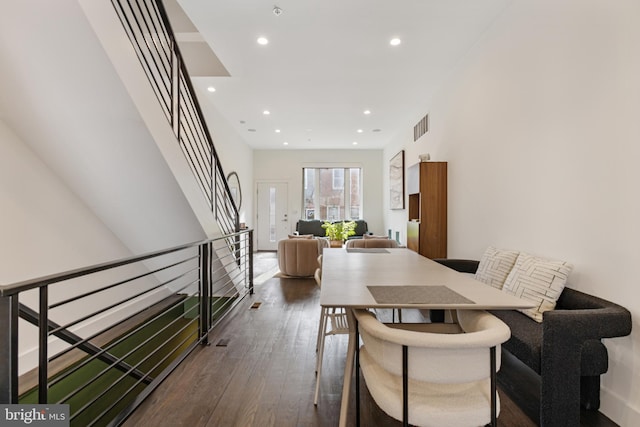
[367,285,475,305]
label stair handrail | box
[0,229,254,426]
[111,0,239,236]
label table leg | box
[339,308,357,427]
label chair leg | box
[402,345,408,427]
[316,307,326,353]
[490,346,497,427]
[355,320,361,427]
[314,308,329,405]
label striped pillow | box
[502,253,573,322]
[474,246,519,290]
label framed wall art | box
[389,150,405,210]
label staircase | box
[1,1,252,425]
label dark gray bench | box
[434,258,632,427]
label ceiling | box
[174,0,512,150]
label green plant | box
[322,221,356,241]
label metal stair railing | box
[0,230,254,427]
[111,0,239,239]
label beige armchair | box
[345,238,399,249]
[277,238,328,277]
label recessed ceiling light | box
[390,38,401,46]
[283,141,289,146]
[257,37,269,45]
[363,110,371,115]
[275,129,281,133]
[357,129,363,133]
[207,86,216,92]
[352,142,358,145]
[263,110,270,115]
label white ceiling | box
[176,0,512,150]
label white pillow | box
[474,246,519,290]
[502,253,573,322]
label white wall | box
[253,149,384,236]
[384,0,640,424]
[198,92,254,229]
[0,120,136,284]
[0,120,171,373]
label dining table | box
[319,247,534,427]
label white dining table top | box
[320,247,533,310]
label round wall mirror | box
[226,171,242,211]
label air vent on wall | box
[413,114,429,141]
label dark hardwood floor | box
[123,252,617,427]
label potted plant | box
[322,221,356,247]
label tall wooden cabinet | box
[406,161,447,259]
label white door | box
[256,182,289,251]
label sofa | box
[295,219,371,240]
[434,258,632,427]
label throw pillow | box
[474,246,520,290]
[363,234,389,239]
[288,234,313,239]
[502,253,573,322]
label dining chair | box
[345,238,399,249]
[314,263,349,406]
[353,308,511,427]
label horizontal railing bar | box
[1,232,250,296]
[70,312,199,419]
[49,268,199,336]
[211,256,243,276]
[105,335,201,427]
[211,283,238,300]
[49,254,198,309]
[1,241,197,296]
[211,275,241,296]
[49,283,197,381]
[59,302,199,406]
[211,297,236,320]
[18,304,153,387]
[212,270,244,295]
[85,328,198,427]
[48,284,195,365]
[207,292,248,335]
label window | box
[302,167,362,220]
[332,169,344,190]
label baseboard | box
[600,386,640,426]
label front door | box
[256,182,289,251]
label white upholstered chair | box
[353,308,511,427]
[314,261,349,405]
